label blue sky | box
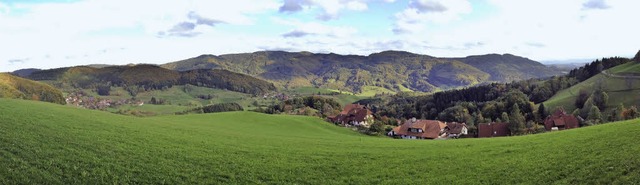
[1,0,639,72]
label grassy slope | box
[544,62,640,111]
[1,99,639,184]
[0,73,65,104]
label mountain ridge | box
[25,64,277,95]
[162,50,562,93]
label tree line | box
[256,96,342,117]
[178,102,244,114]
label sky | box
[1,0,639,72]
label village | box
[328,103,581,139]
[65,91,145,110]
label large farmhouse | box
[388,118,468,139]
[388,118,447,139]
[329,104,374,127]
[544,109,579,131]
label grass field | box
[285,86,369,106]
[544,62,640,112]
[1,98,639,184]
[356,86,396,97]
[63,85,279,115]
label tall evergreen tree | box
[591,89,609,111]
[537,103,547,121]
[575,89,590,109]
[509,104,526,135]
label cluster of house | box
[329,104,581,140]
[263,93,290,101]
[328,104,468,139]
[477,108,580,138]
[65,91,144,110]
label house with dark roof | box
[478,122,510,138]
[544,108,579,131]
[328,104,374,127]
[387,118,448,139]
[444,122,468,138]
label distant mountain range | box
[13,50,562,94]
[161,51,562,93]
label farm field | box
[63,85,279,115]
[1,98,639,184]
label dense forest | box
[179,102,244,114]
[180,69,277,95]
[257,96,342,117]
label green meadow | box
[1,98,639,184]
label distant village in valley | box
[65,91,144,110]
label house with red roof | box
[328,104,374,127]
[387,118,448,139]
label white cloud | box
[0,3,9,14]
[582,0,610,10]
[346,1,368,11]
[2,0,639,72]
[0,0,280,71]
[393,0,472,34]
[278,0,386,21]
[275,18,358,38]
[413,0,640,60]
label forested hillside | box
[26,65,276,95]
[162,51,561,93]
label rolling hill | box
[1,98,638,184]
[544,61,640,112]
[0,73,65,104]
[26,64,276,95]
[162,51,561,93]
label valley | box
[1,50,639,184]
[3,1,640,184]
